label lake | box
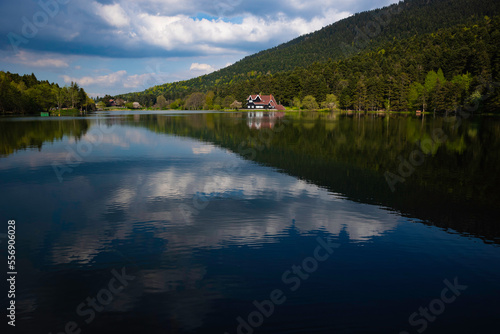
[1,110,499,334]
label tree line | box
[0,71,95,114]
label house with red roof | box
[245,94,285,110]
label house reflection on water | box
[246,111,285,129]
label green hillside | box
[211,0,499,74]
[117,0,500,112]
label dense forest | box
[115,0,500,113]
[0,71,94,114]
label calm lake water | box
[1,110,499,334]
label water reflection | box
[2,113,500,242]
[7,123,400,265]
[246,111,285,129]
[1,112,500,333]
[124,112,500,242]
[0,117,89,156]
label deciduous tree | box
[302,95,319,110]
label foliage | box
[223,95,236,109]
[115,98,125,106]
[0,72,94,113]
[321,94,340,111]
[302,95,319,110]
[229,100,242,110]
[156,95,168,109]
[185,92,205,110]
[96,101,106,110]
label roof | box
[247,94,285,110]
[248,94,276,105]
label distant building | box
[245,94,285,110]
[108,99,117,106]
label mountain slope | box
[137,0,498,96]
[220,0,499,74]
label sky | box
[0,0,398,97]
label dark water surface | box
[1,111,499,334]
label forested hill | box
[213,0,499,74]
[123,0,500,102]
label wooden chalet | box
[245,94,285,110]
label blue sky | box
[0,0,398,97]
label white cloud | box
[2,0,397,61]
[190,63,215,72]
[130,9,350,53]
[87,92,105,98]
[29,58,69,68]
[3,51,69,68]
[76,1,351,56]
[63,70,128,86]
[123,72,161,88]
[94,2,131,28]
[62,69,171,90]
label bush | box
[302,95,319,110]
